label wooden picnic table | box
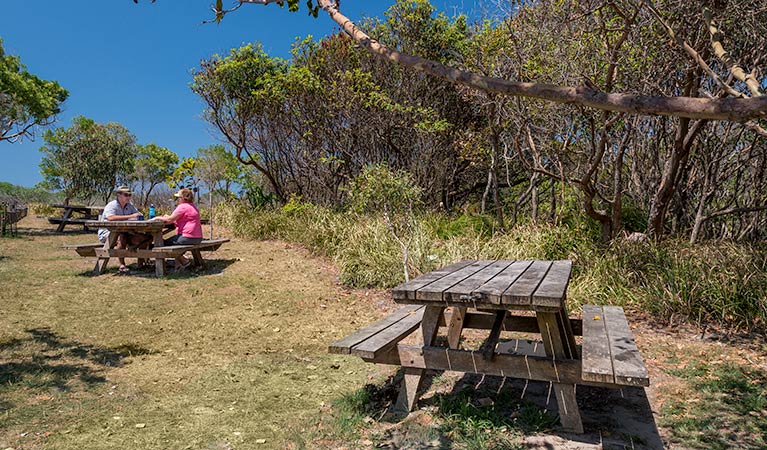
[85,219,168,276]
[330,259,649,433]
[48,204,105,232]
[72,219,229,277]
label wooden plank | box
[377,345,585,385]
[480,310,506,360]
[351,307,425,359]
[532,260,572,308]
[581,305,615,384]
[444,260,514,304]
[462,312,583,335]
[495,338,548,357]
[502,260,552,305]
[415,260,495,301]
[392,260,474,301]
[473,260,533,304]
[603,306,650,386]
[446,307,467,349]
[395,305,443,411]
[328,306,424,354]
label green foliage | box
[240,173,275,210]
[346,164,422,217]
[0,181,59,204]
[131,143,178,206]
[217,201,767,332]
[167,157,198,190]
[38,116,136,203]
[0,39,68,143]
[195,144,243,196]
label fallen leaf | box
[135,423,146,428]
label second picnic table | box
[48,204,104,232]
[331,259,650,433]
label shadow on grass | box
[75,258,238,278]
[0,327,156,396]
[18,226,95,237]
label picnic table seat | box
[62,242,103,257]
[329,306,425,359]
[48,217,94,230]
[65,238,230,267]
[581,305,649,387]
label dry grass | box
[2,217,767,450]
[0,217,393,449]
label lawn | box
[1,217,766,449]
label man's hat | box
[115,186,132,195]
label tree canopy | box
[0,39,69,143]
[39,116,137,204]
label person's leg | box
[115,233,128,269]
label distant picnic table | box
[331,260,649,433]
[47,204,104,232]
[64,219,229,276]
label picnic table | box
[47,204,104,232]
[63,219,229,276]
[330,260,649,433]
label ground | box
[1,216,765,449]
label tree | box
[131,143,179,208]
[39,116,137,204]
[0,39,69,143]
[194,0,767,122]
[196,144,244,238]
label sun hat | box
[115,186,132,195]
[173,188,194,202]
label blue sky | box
[1,1,478,187]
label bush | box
[216,202,767,332]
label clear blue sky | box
[1,1,479,187]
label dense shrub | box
[217,202,767,332]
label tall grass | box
[217,202,767,333]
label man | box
[98,186,148,273]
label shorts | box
[164,235,203,246]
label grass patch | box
[660,361,767,450]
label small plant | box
[346,164,423,282]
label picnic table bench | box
[64,219,229,276]
[47,204,104,232]
[330,260,649,433]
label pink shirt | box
[173,202,203,238]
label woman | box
[156,188,203,270]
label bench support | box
[395,305,443,412]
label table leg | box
[93,232,118,275]
[395,305,443,412]
[153,232,165,276]
[537,311,584,433]
[191,249,204,268]
[447,307,467,349]
[57,208,72,233]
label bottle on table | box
[149,204,156,219]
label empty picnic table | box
[330,260,649,433]
[47,204,104,232]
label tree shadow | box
[0,327,156,398]
[17,226,95,237]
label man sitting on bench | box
[153,188,203,271]
[98,186,152,273]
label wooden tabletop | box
[392,260,573,309]
[85,220,166,233]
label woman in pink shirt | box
[156,188,203,270]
